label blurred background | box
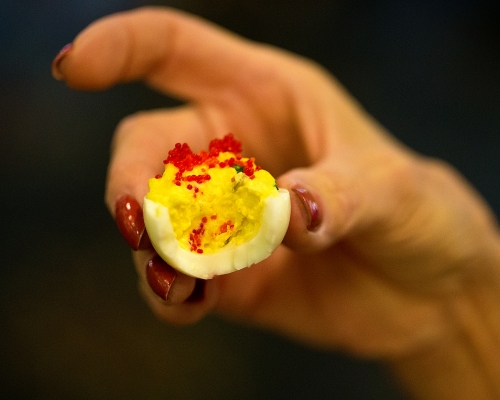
[1,0,499,398]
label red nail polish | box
[292,188,320,231]
[115,195,148,251]
[146,255,177,301]
[52,43,72,80]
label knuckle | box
[111,111,151,149]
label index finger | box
[52,6,273,100]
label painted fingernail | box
[146,255,177,301]
[115,195,149,251]
[52,43,72,80]
[292,188,320,231]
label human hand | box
[52,7,500,362]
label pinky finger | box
[134,250,220,325]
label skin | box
[53,7,500,399]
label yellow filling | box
[146,152,278,254]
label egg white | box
[143,189,290,279]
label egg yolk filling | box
[146,134,279,255]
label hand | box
[52,7,500,363]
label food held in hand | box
[143,134,290,279]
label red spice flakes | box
[218,221,234,234]
[208,133,242,155]
[162,134,261,187]
[189,220,206,253]
[164,134,242,170]
[185,174,211,184]
[187,216,236,253]
[163,134,247,186]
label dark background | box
[1,1,499,399]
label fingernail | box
[115,195,149,251]
[146,255,177,301]
[52,43,72,80]
[292,188,320,231]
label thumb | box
[278,164,364,253]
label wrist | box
[391,241,500,399]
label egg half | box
[143,134,291,279]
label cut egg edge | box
[143,189,291,279]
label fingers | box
[134,250,220,325]
[113,189,220,325]
[52,7,264,99]
[278,164,365,253]
[52,6,347,171]
[109,108,220,325]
